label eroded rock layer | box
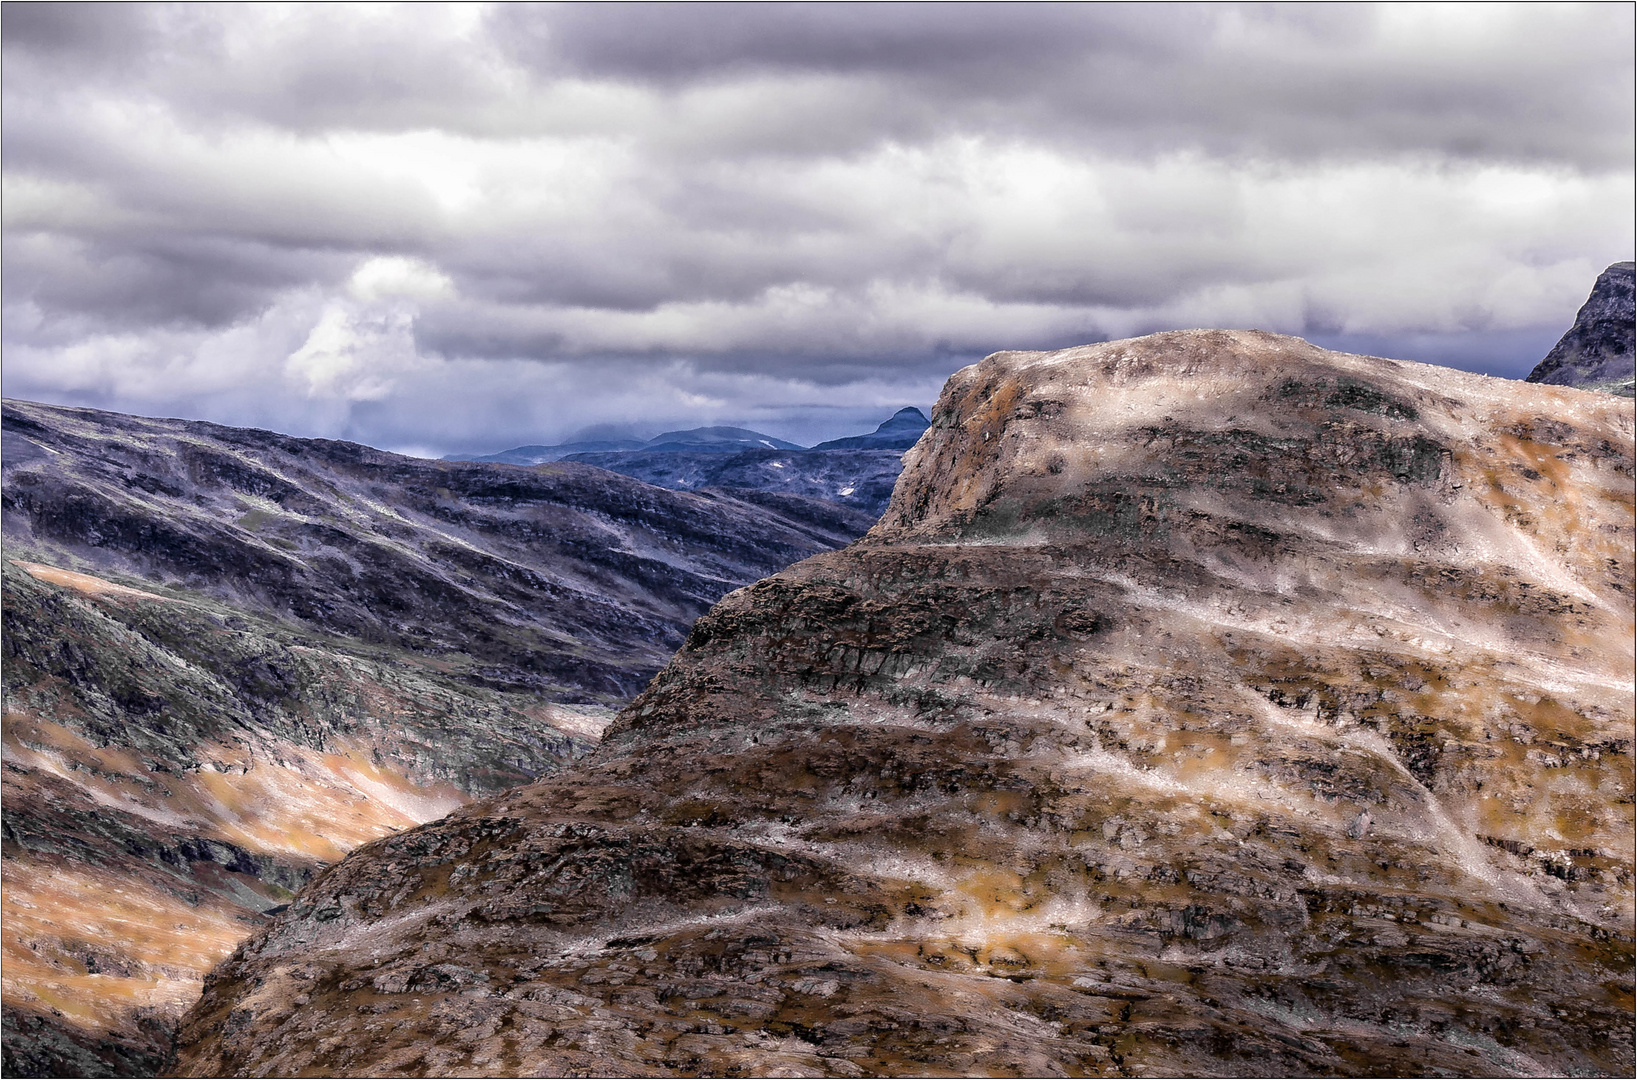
[175,332,1635,1078]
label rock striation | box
[174,331,1633,1077]
[1,400,874,1076]
[1528,261,1635,397]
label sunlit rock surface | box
[174,331,1633,1078]
[1,401,873,1076]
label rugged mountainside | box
[1528,261,1635,397]
[1,400,874,1076]
[3,401,872,701]
[174,331,1634,1078]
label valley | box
[0,402,875,1075]
[168,331,1634,1077]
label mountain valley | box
[168,331,1634,1077]
[1,402,875,1076]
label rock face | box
[1528,261,1635,396]
[1,400,873,1076]
[174,331,1633,1078]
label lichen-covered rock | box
[174,331,1634,1078]
[1528,262,1635,396]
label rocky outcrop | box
[1528,261,1635,396]
[2,401,875,1076]
[173,331,1633,1077]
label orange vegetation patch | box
[3,713,467,864]
[9,560,176,604]
[1,857,248,1035]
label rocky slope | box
[1,401,874,1076]
[3,401,873,701]
[173,331,1634,1077]
[1528,261,1635,397]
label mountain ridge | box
[172,330,1634,1078]
[1527,260,1635,396]
[0,398,877,1077]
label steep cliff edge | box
[174,331,1634,1077]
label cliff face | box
[1528,262,1635,397]
[173,331,1633,1078]
[1,401,874,1077]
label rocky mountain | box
[173,331,1633,1077]
[1527,261,1635,396]
[812,407,931,451]
[1,400,875,1076]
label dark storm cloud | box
[2,2,1631,455]
[506,3,1632,167]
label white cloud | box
[2,2,1630,455]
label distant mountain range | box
[447,408,933,516]
[810,406,931,450]
[447,409,928,464]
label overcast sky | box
[3,2,1632,456]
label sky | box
[3,2,1632,457]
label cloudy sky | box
[3,3,1632,456]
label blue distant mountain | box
[448,410,929,517]
[446,438,647,465]
[638,426,806,454]
[445,425,802,464]
[811,407,930,451]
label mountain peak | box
[810,406,931,451]
[1526,261,1635,396]
[174,330,1634,1077]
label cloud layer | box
[4,2,1631,454]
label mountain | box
[1526,261,1635,396]
[639,426,806,454]
[449,425,805,465]
[445,438,647,466]
[811,407,931,450]
[172,331,1633,1077]
[563,409,931,516]
[563,448,906,517]
[0,400,875,1076]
